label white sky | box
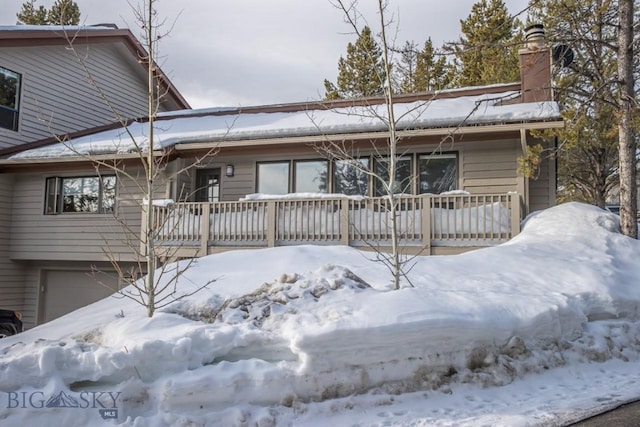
[0,0,530,108]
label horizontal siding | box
[0,175,26,317]
[221,161,255,201]
[529,140,554,211]
[462,139,519,195]
[0,43,153,149]
[9,167,165,262]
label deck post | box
[267,201,276,247]
[200,202,210,256]
[340,198,349,245]
[509,192,521,237]
[421,196,431,254]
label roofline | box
[0,120,564,167]
[0,83,522,158]
[0,26,190,111]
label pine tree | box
[16,0,80,25]
[414,38,450,92]
[398,39,450,93]
[16,0,48,24]
[448,0,521,87]
[528,0,627,209]
[48,0,81,25]
[324,26,386,99]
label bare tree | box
[53,1,219,316]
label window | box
[418,153,457,194]
[0,66,21,131]
[45,176,116,214]
[374,157,413,196]
[334,158,369,196]
[293,160,328,193]
[257,162,289,194]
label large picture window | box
[0,66,21,132]
[334,158,369,196]
[293,160,328,193]
[257,162,289,195]
[374,157,413,196]
[45,176,116,214]
[418,153,457,194]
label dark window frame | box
[256,160,291,195]
[0,66,21,132]
[333,157,370,196]
[417,152,458,195]
[292,159,329,194]
[44,175,117,215]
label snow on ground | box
[0,202,639,426]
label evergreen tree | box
[398,38,450,93]
[16,0,80,25]
[16,0,48,24]
[448,0,521,87]
[48,0,81,25]
[528,0,629,208]
[324,26,386,99]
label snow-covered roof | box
[0,25,118,32]
[8,90,561,160]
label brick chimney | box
[519,24,553,102]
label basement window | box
[45,176,116,214]
[0,66,21,132]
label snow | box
[1,202,640,426]
[9,90,560,160]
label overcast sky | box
[1,0,530,109]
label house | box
[0,25,563,329]
[0,24,189,328]
[0,25,189,151]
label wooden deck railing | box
[143,193,521,255]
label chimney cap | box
[524,23,545,50]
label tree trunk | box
[617,0,637,238]
[145,0,157,316]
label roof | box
[4,84,563,161]
[0,25,190,112]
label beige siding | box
[8,167,164,262]
[461,139,519,194]
[0,175,26,314]
[528,140,555,212]
[221,161,255,201]
[0,43,155,149]
[20,266,40,329]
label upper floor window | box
[45,176,117,214]
[0,66,21,132]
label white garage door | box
[42,270,120,323]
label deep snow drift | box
[0,202,639,426]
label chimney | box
[519,24,552,103]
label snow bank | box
[0,202,639,426]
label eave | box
[0,119,564,169]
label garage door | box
[41,270,120,323]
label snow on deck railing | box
[147,193,520,252]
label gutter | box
[0,120,564,166]
[174,120,565,151]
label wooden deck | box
[143,193,521,258]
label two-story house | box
[0,25,189,327]
[0,25,564,329]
